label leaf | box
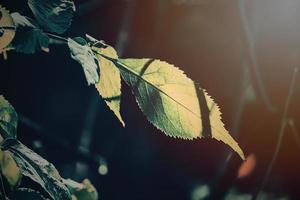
[0,95,18,140]
[0,6,16,50]
[63,178,84,192]
[225,188,252,200]
[85,34,107,49]
[107,58,244,160]
[27,0,75,34]
[2,139,71,200]
[71,179,98,200]
[11,12,49,54]
[0,149,21,187]
[94,46,125,126]
[68,37,99,85]
[0,97,22,187]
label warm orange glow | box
[238,153,256,179]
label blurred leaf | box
[191,184,210,200]
[68,37,99,85]
[27,0,75,34]
[0,149,21,187]
[63,178,84,193]
[0,6,16,50]
[8,188,50,200]
[225,188,290,200]
[244,84,256,103]
[71,179,98,200]
[2,139,71,200]
[11,12,49,54]
[0,95,18,140]
[225,189,252,200]
[108,58,244,159]
[94,46,125,126]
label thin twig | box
[18,114,106,167]
[238,0,276,112]
[114,0,136,56]
[254,68,298,199]
[287,119,300,150]
[46,33,68,45]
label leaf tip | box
[118,116,126,127]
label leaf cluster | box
[0,0,245,199]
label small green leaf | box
[94,46,125,126]
[11,12,49,54]
[0,95,18,140]
[28,0,75,34]
[109,58,245,160]
[2,139,71,200]
[68,38,99,85]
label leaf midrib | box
[100,54,202,119]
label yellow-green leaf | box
[112,58,244,160]
[0,6,16,51]
[0,95,18,140]
[3,139,71,200]
[95,46,125,126]
[0,149,21,187]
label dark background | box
[1,0,300,199]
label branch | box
[238,0,276,112]
[254,68,298,199]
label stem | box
[45,33,68,45]
[18,114,106,166]
[254,68,298,199]
[47,33,68,42]
[0,15,67,45]
[0,26,16,30]
[0,16,67,44]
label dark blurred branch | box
[254,68,298,199]
[74,93,99,180]
[238,0,276,112]
[114,0,136,56]
[18,114,105,167]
